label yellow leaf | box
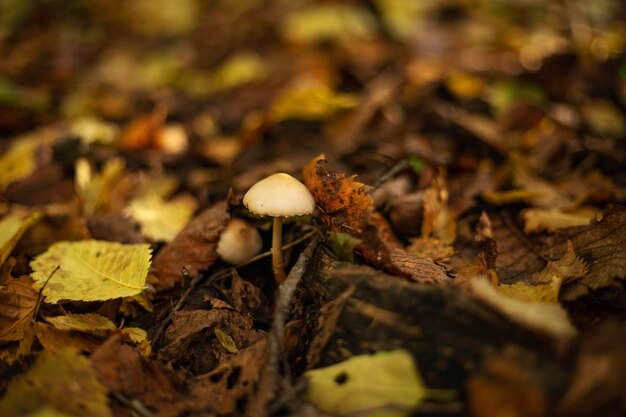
[214,328,238,354]
[270,87,359,122]
[0,349,111,417]
[0,136,40,191]
[282,4,377,43]
[70,117,118,145]
[305,350,432,417]
[522,207,600,233]
[128,194,197,242]
[471,277,576,339]
[45,313,117,336]
[120,327,148,344]
[75,158,125,216]
[497,282,557,303]
[30,240,151,304]
[445,72,485,100]
[0,210,42,268]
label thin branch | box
[111,392,155,417]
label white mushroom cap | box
[216,217,263,265]
[243,173,316,217]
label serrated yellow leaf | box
[497,282,556,303]
[0,349,111,417]
[0,136,40,191]
[270,87,359,122]
[120,327,148,344]
[0,210,42,267]
[45,313,117,336]
[75,158,125,216]
[30,240,151,303]
[128,194,197,242]
[305,350,429,417]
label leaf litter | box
[0,1,625,417]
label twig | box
[111,392,155,417]
[32,265,59,320]
[373,159,410,189]
[153,229,319,347]
[246,235,321,417]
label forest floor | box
[1,1,625,417]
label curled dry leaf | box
[151,200,229,289]
[303,154,448,283]
[522,207,601,233]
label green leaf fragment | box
[215,327,238,354]
[327,232,361,262]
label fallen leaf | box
[407,237,454,263]
[127,193,197,242]
[326,232,362,262]
[0,348,111,417]
[522,207,601,233]
[69,116,118,145]
[91,335,186,417]
[305,350,433,417]
[470,277,577,339]
[270,86,359,122]
[75,158,125,216]
[30,240,151,303]
[0,210,42,267]
[0,323,35,364]
[281,4,377,44]
[0,275,38,344]
[190,338,267,415]
[304,155,448,283]
[118,107,166,150]
[151,200,229,289]
[34,322,100,354]
[215,328,238,354]
[45,313,117,336]
[0,136,40,192]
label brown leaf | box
[118,107,167,150]
[303,155,449,283]
[159,309,264,374]
[35,322,100,353]
[151,201,230,289]
[92,335,187,417]
[0,275,38,344]
[190,338,268,416]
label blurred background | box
[1,0,625,203]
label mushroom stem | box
[272,217,286,284]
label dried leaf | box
[0,349,111,417]
[281,4,377,43]
[151,201,229,289]
[407,237,454,263]
[215,328,238,354]
[0,323,35,364]
[34,323,100,354]
[0,275,38,343]
[0,210,42,267]
[92,336,186,417]
[45,313,117,336]
[30,240,151,303]
[75,158,125,216]
[128,194,197,242]
[305,350,432,417]
[470,277,577,339]
[0,136,40,192]
[270,87,359,122]
[522,207,601,233]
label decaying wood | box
[293,248,571,394]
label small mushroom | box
[216,217,263,265]
[243,173,315,284]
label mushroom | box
[216,217,263,265]
[243,173,315,284]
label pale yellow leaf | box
[120,327,148,344]
[497,282,557,303]
[30,240,151,303]
[282,4,377,43]
[75,158,125,216]
[70,117,118,145]
[0,348,111,417]
[128,194,197,242]
[471,277,576,340]
[522,207,600,233]
[305,350,430,417]
[0,210,42,267]
[45,313,117,336]
[0,136,40,191]
[270,87,359,122]
[214,327,238,354]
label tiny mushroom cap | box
[216,217,263,265]
[243,173,315,217]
